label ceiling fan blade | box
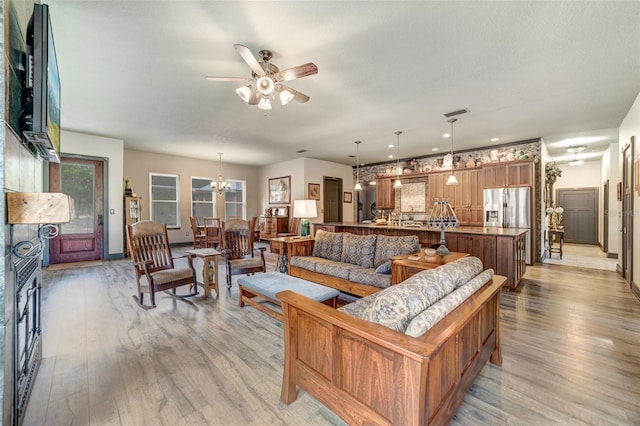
[280,85,310,103]
[272,62,318,82]
[205,76,253,82]
[234,44,265,77]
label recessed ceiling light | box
[442,133,450,138]
[388,154,394,159]
[388,144,395,148]
[569,159,584,166]
[432,147,439,151]
[491,138,499,142]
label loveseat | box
[288,229,420,297]
[279,256,506,425]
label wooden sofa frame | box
[289,265,380,297]
[279,274,506,426]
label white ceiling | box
[46,1,640,167]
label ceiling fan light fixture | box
[256,76,275,95]
[280,89,295,106]
[235,86,251,103]
[258,96,272,110]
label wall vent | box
[443,108,470,118]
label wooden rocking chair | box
[126,220,198,309]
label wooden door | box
[323,177,343,223]
[557,188,598,244]
[49,158,104,263]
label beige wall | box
[124,149,260,245]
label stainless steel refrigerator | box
[483,187,531,263]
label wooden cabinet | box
[453,169,483,226]
[496,233,527,290]
[258,216,289,240]
[124,196,141,256]
[375,178,395,209]
[312,224,336,235]
[482,161,534,188]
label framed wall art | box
[269,176,291,204]
[308,183,320,200]
[344,192,352,203]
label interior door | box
[603,180,609,253]
[323,177,342,223]
[49,157,104,263]
[556,188,597,244]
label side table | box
[269,236,315,273]
[184,248,222,297]
[390,251,470,285]
[546,228,564,259]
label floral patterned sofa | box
[288,229,420,297]
[279,256,506,425]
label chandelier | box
[210,152,231,195]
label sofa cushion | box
[289,256,320,272]
[341,233,377,268]
[312,230,343,261]
[405,269,495,337]
[433,256,484,288]
[315,261,363,280]
[348,268,392,289]
[339,266,455,332]
[373,235,420,267]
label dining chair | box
[249,216,260,242]
[126,220,198,309]
[222,219,266,292]
[190,216,206,249]
[203,217,223,249]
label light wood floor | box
[24,247,640,425]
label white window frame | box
[225,179,246,220]
[191,176,216,220]
[149,172,180,228]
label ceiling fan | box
[205,44,318,110]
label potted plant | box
[545,162,562,183]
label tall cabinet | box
[124,196,142,255]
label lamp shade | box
[293,199,318,219]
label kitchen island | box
[313,222,527,289]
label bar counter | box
[312,222,527,289]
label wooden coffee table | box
[390,251,469,284]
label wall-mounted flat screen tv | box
[22,3,61,163]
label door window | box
[59,162,95,234]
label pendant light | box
[210,152,231,195]
[354,141,363,192]
[393,131,403,189]
[446,119,458,186]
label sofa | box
[289,229,420,297]
[279,256,506,426]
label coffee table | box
[237,272,339,321]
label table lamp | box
[293,199,318,237]
[427,200,459,256]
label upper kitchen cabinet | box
[482,160,534,188]
[376,177,395,209]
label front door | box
[49,157,104,263]
[556,188,597,244]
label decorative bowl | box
[425,248,436,257]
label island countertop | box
[314,222,528,237]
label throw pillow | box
[312,230,343,261]
[341,233,377,268]
[375,260,392,274]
